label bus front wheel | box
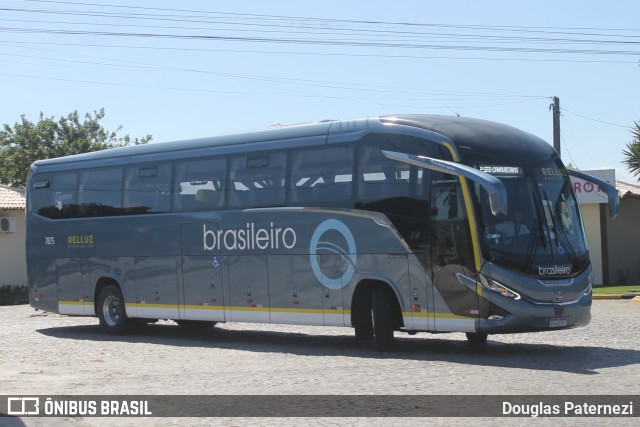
[97,285,131,335]
[372,287,395,351]
[465,332,488,346]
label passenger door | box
[430,182,479,329]
[180,223,226,322]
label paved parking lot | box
[1,300,639,426]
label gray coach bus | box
[26,115,619,350]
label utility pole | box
[550,96,561,157]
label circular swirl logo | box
[309,219,357,289]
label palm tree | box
[622,121,640,180]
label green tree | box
[622,121,640,181]
[0,109,152,187]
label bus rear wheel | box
[465,332,488,346]
[353,295,373,341]
[372,287,395,351]
[97,284,131,335]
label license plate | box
[549,317,568,328]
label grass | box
[0,292,28,305]
[593,285,640,294]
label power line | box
[559,112,593,169]
[563,108,633,128]
[4,8,640,46]
[0,41,550,99]
[1,26,639,56]
[20,0,640,37]
[0,0,634,115]
[0,68,549,111]
[1,1,639,57]
[0,39,635,64]
[560,128,579,168]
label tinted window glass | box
[355,142,430,252]
[174,157,226,211]
[228,153,286,208]
[31,172,79,219]
[289,146,353,205]
[78,168,123,217]
[123,164,172,214]
[358,145,412,201]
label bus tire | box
[97,284,131,335]
[353,295,374,341]
[465,332,488,346]
[372,287,395,351]
[176,320,216,330]
[354,319,374,341]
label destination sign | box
[478,165,523,177]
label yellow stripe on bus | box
[183,305,225,311]
[404,311,477,320]
[108,302,351,316]
[442,141,483,273]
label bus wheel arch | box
[351,279,404,349]
[95,279,131,335]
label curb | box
[593,294,640,300]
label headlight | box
[584,273,593,295]
[479,275,521,300]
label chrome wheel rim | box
[102,294,121,326]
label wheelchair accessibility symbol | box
[212,256,221,269]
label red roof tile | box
[0,185,25,210]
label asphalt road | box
[1,300,638,426]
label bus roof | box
[379,115,554,160]
[31,114,555,170]
[31,120,334,169]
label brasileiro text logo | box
[203,222,297,251]
[538,264,572,276]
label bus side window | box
[78,168,123,217]
[358,145,411,202]
[228,153,286,208]
[174,158,226,211]
[31,172,78,219]
[289,146,353,206]
[123,164,172,214]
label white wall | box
[0,210,27,286]
[605,197,640,284]
[580,204,602,285]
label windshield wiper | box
[542,190,580,267]
[554,219,580,267]
[524,218,539,272]
[530,190,549,250]
[541,191,559,248]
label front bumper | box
[477,291,591,334]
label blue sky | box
[1,0,639,182]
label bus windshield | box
[472,159,588,277]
